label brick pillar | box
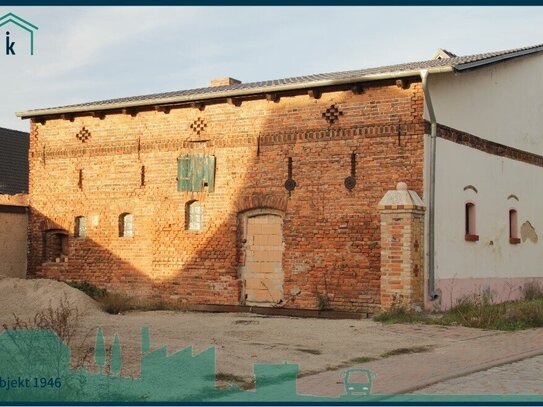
[378,182,426,311]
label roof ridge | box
[17,42,543,119]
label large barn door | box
[241,213,284,306]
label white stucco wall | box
[424,53,543,308]
[428,53,543,153]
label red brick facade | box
[27,80,425,314]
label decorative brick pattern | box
[40,123,420,160]
[190,117,207,136]
[75,127,91,143]
[31,127,39,141]
[322,104,343,125]
[27,83,426,314]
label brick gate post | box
[378,182,426,311]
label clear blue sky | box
[1,6,542,131]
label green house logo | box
[0,13,38,56]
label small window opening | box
[119,213,134,237]
[74,216,87,239]
[465,202,478,241]
[509,209,520,244]
[44,230,68,263]
[141,165,145,187]
[78,169,83,190]
[186,201,203,231]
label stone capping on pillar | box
[378,182,426,311]
[377,181,425,212]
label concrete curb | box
[391,347,543,395]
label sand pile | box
[0,276,103,324]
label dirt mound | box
[0,277,103,324]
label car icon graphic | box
[341,368,376,396]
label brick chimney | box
[210,77,242,87]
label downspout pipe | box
[420,69,440,301]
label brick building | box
[17,44,543,313]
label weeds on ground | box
[99,293,136,314]
[66,280,107,300]
[347,356,377,364]
[66,280,171,314]
[2,295,94,368]
[296,348,322,355]
[373,306,431,324]
[374,282,543,331]
[99,293,173,314]
[214,373,255,390]
[521,281,543,301]
[315,293,329,311]
[4,295,80,345]
[380,345,433,358]
[443,290,504,329]
[66,280,135,314]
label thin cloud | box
[2,6,543,132]
[33,8,199,78]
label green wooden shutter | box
[177,156,192,191]
[204,155,216,192]
[178,154,216,192]
[191,154,205,192]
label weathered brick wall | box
[28,81,425,314]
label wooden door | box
[242,214,284,306]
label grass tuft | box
[380,345,433,358]
[66,280,107,299]
[373,306,429,324]
[99,293,136,314]
[215,373,256,390]
[296,348,322,355]
[348,356,377,364]
[374,284,543,331]
[521,281,543,301]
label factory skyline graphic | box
[0,327,542,403]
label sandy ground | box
[0,277,495,385]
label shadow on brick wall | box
[28,81,425,314]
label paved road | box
[413,354,543,395]
[298,327,543,397]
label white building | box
[423,44,543,308]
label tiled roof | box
[0,127,29,195]
[17,43,543,118]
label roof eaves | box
[16,65,454,119]
[453,45,543,71]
